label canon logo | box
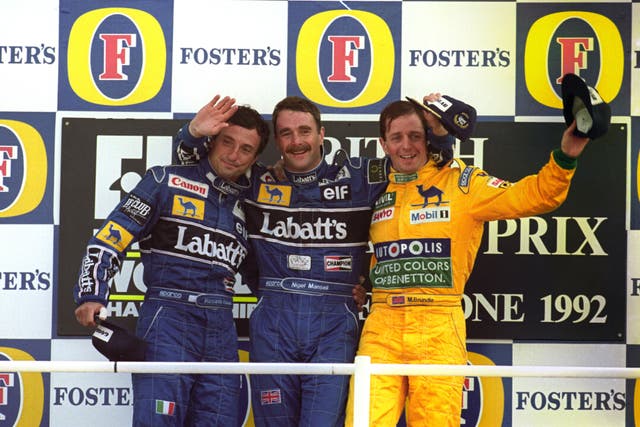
[168,174,208,197]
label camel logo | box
[96,220,134,252]
[172,195,204,220]
[413,185,448,207]
[258,184,292,206]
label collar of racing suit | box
[201,157,251,197]
[387,157,463,185]
[284,157,328,186]
[388,160,433,184]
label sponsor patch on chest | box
[288,254,311,270]
[371,207,394,223]
[409,206,451,224]
[171,195,204,220]
[168,174,208,197]
[324,255,352,271]
[257,184,292,206]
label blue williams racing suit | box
[175,125,388,426]
[73,158,251,426]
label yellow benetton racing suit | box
[346,150,576,426]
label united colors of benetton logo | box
[64,6,169,107]
[524,10,624,109]
[290,3,400,110]
[0,120,47,218]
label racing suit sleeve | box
[239,249,259,295]
[73,167,163,306]
[173,123,209,165]
[466,149,577,221]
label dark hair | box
[272,96,322,136]
[379,100,429,140]
[228,105,270,154]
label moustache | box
[285,143,311,154]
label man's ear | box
[379,137,389,155]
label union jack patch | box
[390,295,406,305]
[261,389,282,405]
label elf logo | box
[524,10,623,108]
[67,7,166,106]
[296,9,394,108]
[0,348,45,426]
[0,120,47,218]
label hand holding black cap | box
[406,95,477,142]
[92,317,146,362]
[561,73,611,139]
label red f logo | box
[99,34,137,80]
[555,37,593,83]
[327,36,365,82]
[0,146,17,192]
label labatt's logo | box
[524,11,623,108]
[296,10,394,107]
[0,120,47,217]
[67,8,166,106]
[260,213,348,240]
[462,352,505,426]
[0,348,45,425]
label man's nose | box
[399,135,412,148]
[227,146,240,160]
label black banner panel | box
[57,119,626,343]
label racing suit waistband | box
[372,293,461,307]
[259,277,354,297]
[147,287,233,309]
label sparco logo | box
[175,226,246,268]
[168,174,208,197]
[260,212,347,240]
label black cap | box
[92,320,146,362]
[561,73,611,139]
[406,95,477,142]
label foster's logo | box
[64,6,170,108]
[0,347,45,426]
[0,120,47,218]
[293,5,399,109]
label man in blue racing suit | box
[174,96,386,426]
[74,100,270,426]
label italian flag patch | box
[155,399,175,416]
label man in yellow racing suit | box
[345,94,591,426]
